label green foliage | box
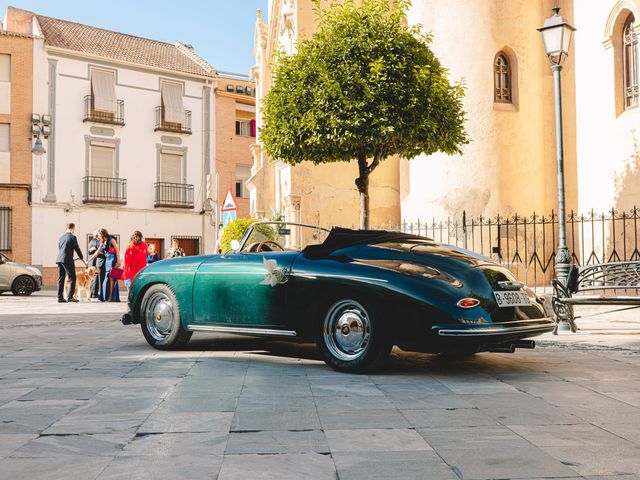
[261,0,468,172]
[220,218,276,252]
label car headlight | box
[26,266,42,277]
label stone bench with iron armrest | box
[551,261,640,333]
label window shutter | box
[161,153,183,184]
[250,119,256,137]
[0,124,9,152]
[90,145,115,177]
[91,69,117,113]
[0,55,11,82]
[161,82,184,124]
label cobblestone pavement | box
[1,293,639,480]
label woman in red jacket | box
[123,231,148,285]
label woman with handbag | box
[123,231,147,287]
[97,228,121,302]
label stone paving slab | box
[1,296,640,479]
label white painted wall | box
[574,0,640,214]
[31,44,215,269]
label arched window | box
[623,14,638,109]
[494,53,511,103]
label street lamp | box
[31,114,50,156]
[538,7,576,285]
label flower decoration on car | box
[260,257,289,287]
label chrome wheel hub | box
[145,292,174,341]
[324,300,371,361]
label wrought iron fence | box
[380,207,640,289]
[82,176,127,204]
[154,182,194,209]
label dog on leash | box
[64,266,99,302]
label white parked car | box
[0,252,43,296]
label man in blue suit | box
[56,223,84,303]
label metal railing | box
[154,182,194,209]
[154,107,192,134]
[83,95,125,125]
[82,176,127,204]
[381,207,640,289]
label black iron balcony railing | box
[83,95,125,125]
[154,182,194,208]
[82,176,127,204]
[154,106,192,134]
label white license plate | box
[494,290,531,308]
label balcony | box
[82,176,127,204]
[83,95,125,125]
[154,182,194,209]
[154,106,192,134]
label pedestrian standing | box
[56,223,83,303]
[165,238,186,259]
[97,228,121,302]
[123,231,148,285]
[146,244,160,264]
[87,230,105,299]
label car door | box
[0,260,10,290]
[192,251,298,330]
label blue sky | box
[1,0,268,74]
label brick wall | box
[215,81,255,220]
[0,31,33,265]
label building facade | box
[0,8,34,265]
[6,8,218,285]
[214,73,255,224]
[252,0,640,232]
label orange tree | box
[260,0,468,229]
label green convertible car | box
[122,222,555,372]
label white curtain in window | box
[91,69,117,113]
[0,55,11,82]
[90,145,115,177]
[161,82,184,124]
[161,152,183,183]
[0,124,9,152]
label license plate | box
[494,290,531,308]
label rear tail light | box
[457,298,480,309]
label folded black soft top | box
[304,227,426,257]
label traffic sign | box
[223,210,237,226]
[221,189,238,211]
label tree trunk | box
[356,154,370,230]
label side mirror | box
[230,240,241,252]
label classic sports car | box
[122,222,555,372]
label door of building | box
[145,238,164,260]
[173,237,200,257]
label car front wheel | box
[140,284,192,349]
[317,298,392,373]
[12,275,35,296]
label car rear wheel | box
[12,275,35,296]
[140,284,192,349]
[317,298,392,373]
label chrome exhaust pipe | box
[515,340,535,349]
[489,344,515,353]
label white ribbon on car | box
[260,257,288,287]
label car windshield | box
[239,222,330,253]
[0,252,9,263]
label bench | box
[551,261,640,333]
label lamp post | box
[538,7,576,285]
[31,114,50,156]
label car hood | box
[3,260,29,270]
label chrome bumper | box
[433,318,556,337]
